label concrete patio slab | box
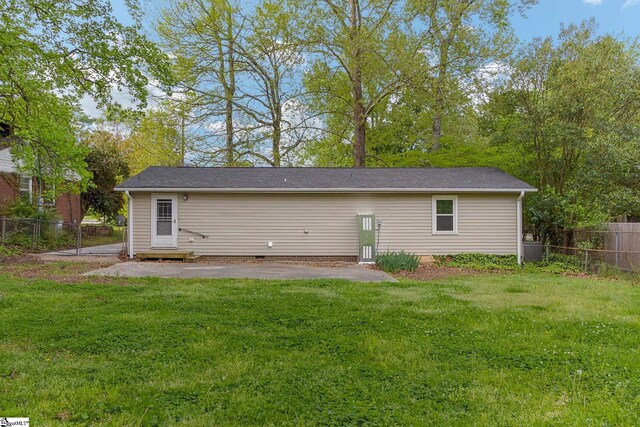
[84,261,396,282]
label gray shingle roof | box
[115,167,536,192]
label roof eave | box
[115,187,537,193]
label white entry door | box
[152,194,178,248]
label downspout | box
[516,191,525,265]
[125,191,134,259]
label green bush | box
[40,227,76,249]
[434,253,519,270]
[375,250,420,273]
[533,253,583,274]
[5,198,61,222]
[0,245,24,257]
[5,232,33,248]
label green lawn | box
[1,268,639,425]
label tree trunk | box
[432,50,448,152]
[350,0,366,167]
[224,7,235,166]
[353,70,366,167]
[273,109,281,167]
[180,110,186,166]
[225,98,234,165]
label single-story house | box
[115,167,537,263]
[0,138,81,224]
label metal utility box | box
[357,213,376,263]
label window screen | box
[19,176,31,200]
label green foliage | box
[5,197,38,218]
[0,245,23,256]
[301,0,426,166]
[81,132,130,222]
[0,0,173,190]
[2,218,74,251]
[4,198,61,222]
[4,232,32,248]
[158,0,307,166]
[535,253,584,274]
[434,253,519,270]
[375,250,420,273]
[432,252,594,275]
[122,108,187,175]
[482,20,640,238]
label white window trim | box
[432,195,458,235]
[19,175,32,202]
[150,193,178,248]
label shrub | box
[5,198,61,222]
[434,253,519,270]
[375,250,420,273]
[533,253,583,274]
[0,245,24,257]
[40,227,76,249]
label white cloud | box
[79,79,167,118]
[583,0,603,4]
[623,0,640,7]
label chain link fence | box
[0,217,124,256]
[534,223,640,274]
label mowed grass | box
[1,269,640,425]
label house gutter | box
[516,191,525,265]
[125,190,133,259]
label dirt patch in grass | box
[0,254,42,266]
[381,263,495,281]
[36,254,121,264]
[0,257,121,284]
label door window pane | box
[157,200,172,236]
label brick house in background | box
[0,138,82,224]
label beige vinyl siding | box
[130,192,518,256]
[131,192,151,255]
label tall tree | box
[482,20,640,242]
[410,0,534,151]
[0,0,172,193]
[80,131,130,222]
[122,107,187,175]
[302,0,426,167]
[233,1,309,166]
[158,0,309,166]
[159,0,239,165]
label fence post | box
[584,249,589,272]
[76,223,82,256]
[1,217,5,244]
[545,242,550,260]
[615,231,620,268]
[31,220,37,250]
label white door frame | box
[151,194,178,248]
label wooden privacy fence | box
[604,223,640,272]
[541,223,640,273]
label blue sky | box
[512,0,640,41]
[113,0,640,42]
[96,0,639,118]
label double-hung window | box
[19,175,32,202]
[432,195,458,234]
